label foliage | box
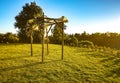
[116,51,120,58]
[0,32,19,43]
[50,23,66,44]
[14,2,43,43]
[78,40,94,48]
[0,44,120,82]
[51,24,62,44]
[33,30,42,43]
[49,31,120,50]
[73,32,120,49]
[65,35,78,46]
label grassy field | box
[0,44,120,82]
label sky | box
[0,0,120,34]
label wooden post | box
[46,28,49,55]
[42,13,44,63]
[46,25,52,55]
[42,32,44,63]
[30,31,33,56]
[62,22,64,60]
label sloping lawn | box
[0,44,120,82]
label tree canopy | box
[14,2,43,43]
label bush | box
[0,32,19,43]
[65,36,78,47]
[116,51,120,58]
[78,40,94,48]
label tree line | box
[0,30,120,49]
[49,26,120,49]
[73,31,120,49]
[0,32,19,43]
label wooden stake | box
[62,22,64,60]
[42,13,44,63]
[30,31,33,56]
[42,32,44,63]
[46,28,49,55]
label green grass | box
[0,44,120,82]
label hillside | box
[0,44,120,82]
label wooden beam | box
[44,20,67,24]
[44,17,61,20]
[47,24,52,34]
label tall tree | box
[14,2,43,43]
[14,2,43,56]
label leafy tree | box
[14,2,43,43]
[33,30,42,43]
[14,2,43,56]
[15,2,43,56]
[51,24,62,44]
[51,23,66,44]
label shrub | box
[78,40,94,48]
[64,36,78,47]
[116,51,120,58]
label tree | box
[51,23,66,44]
[33,30,42,43]
[14,2,43,43]
[51,24,62,44]
[15,2,43,56]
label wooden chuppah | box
[27,13,68,63]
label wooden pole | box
[46,25,52,55]
[30,31,33,56]
[46,28,49,55]
[42,13,44,63]
[42,32,44,62]
[42,32,44,63]
[53,18,64,60]
[62,22,64,60]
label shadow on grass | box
[0,55,39,61]
[100,56,120,77]
[105,66,120,77]
[74,48,94,53]
[100,56,115,62]
[0,59,61,72]
[0,62,42,72]
[110,67,120,77]
[100,56,120,65]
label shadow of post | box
[0,59,62,72]
[0,62,42,72]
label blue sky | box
[0,0,120,34]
